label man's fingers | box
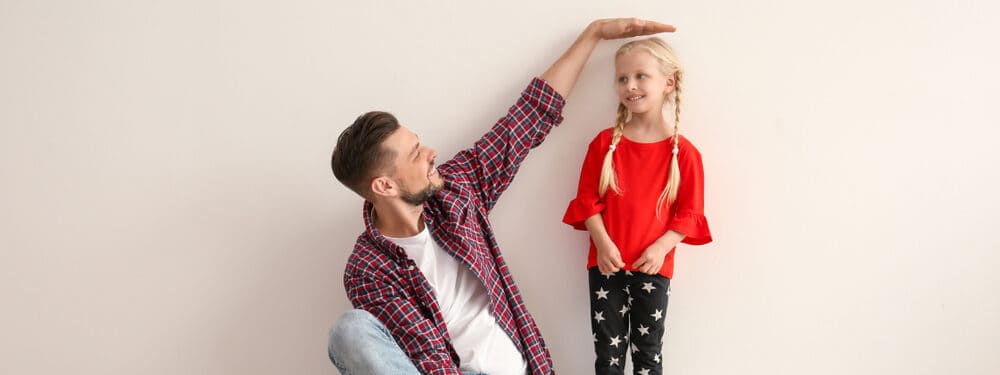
[628,19,676,37]
[643,20,676,33]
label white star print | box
[609,356,620,367]
[630,343,639,353]
[627,296,634,305]
[654,353,661,363]
[641,282,656,293]
[594,311,605,323]
[666,285,672,296]
[593,332,598,342]
[619,304,629,316]
[609,335,622,348]
[595,287,609,300]
[638,369,651,375]
[623,285,630,295]
[651,309,663,321]
[637,324,650,336]
[625,270,633,276]
[601,270,615,279]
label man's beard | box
[399,180,443,206]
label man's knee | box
[328,309,380,354]
[327,309,421,374]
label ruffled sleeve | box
[668,138,713,245]
[562,131,610,230]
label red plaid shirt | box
[344,78,565,375]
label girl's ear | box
[664,75,676,94]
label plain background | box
[3,0,999,374]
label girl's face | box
[615,50,674,116]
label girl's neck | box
[624,110,674,142]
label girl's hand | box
[590,18,676,40]
[595,240,626,274]
[631,241,673,275]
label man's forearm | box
[540,21,602,99]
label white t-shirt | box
[385,226,528,375]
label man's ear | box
[370,176,396,198]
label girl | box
[563,37,712,375]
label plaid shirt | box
[344,78,565,375]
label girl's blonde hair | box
[598,37,684,219]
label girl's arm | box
[584,213,625,273]
[632,230,686,275]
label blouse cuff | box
[668,211,713,245]
[562,197,605,231]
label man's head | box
[331,111,444,205]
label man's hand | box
[591,18,676,40]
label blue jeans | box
[327,309,488,375]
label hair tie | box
[609,144,617,152]
[672,146,679,155]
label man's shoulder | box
[344,233,394,279]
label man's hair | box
[331,111,400,198]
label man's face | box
[378,126,444,205]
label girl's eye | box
[618,76,627,83]
[637,73,646,79]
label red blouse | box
[563,128,712,278]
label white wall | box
[2,1,999,374]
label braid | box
[656,72,683,219]
[599,104,629,196]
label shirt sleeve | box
[562,133,607,230]
[439,77,565,214]
[344,273,462,375]
[668,141,713,245]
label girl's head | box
[599,37,685,219]
[614,38,681,116]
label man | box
[328,18,676,375]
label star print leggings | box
[588,267,671,375]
